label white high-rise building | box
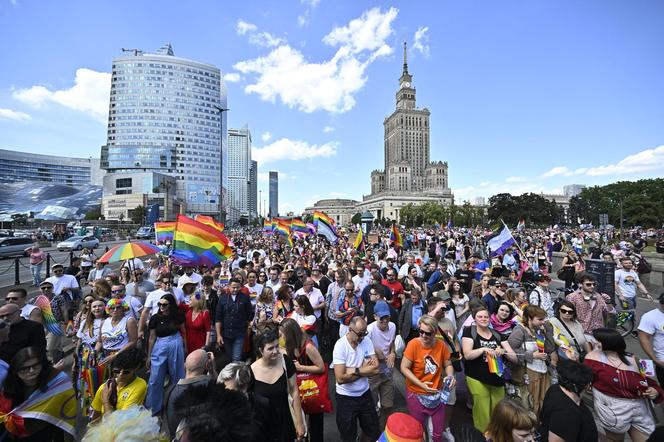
[227,125,253,224]
[101,43,226,220]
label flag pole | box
[501,219,526,257]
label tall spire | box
[402,41,408,75]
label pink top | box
[29,250,45,265]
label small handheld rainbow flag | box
[536,331,545,353]
[486,353,504,376]
[34,295,63,336]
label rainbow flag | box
[1,370,76,438]
[291,218,309,234]
[34,295,63,336]
[195,214,225,232]
[171,214,232,266]
[353,227,365,251]
[313,210,336,233]
[263,218,273,234]
[486,353,504,376]
[155,222,175,243]
[536,331,545,353]
[274,219,293,247]
[390,224,403,248]
[306,222,316,235]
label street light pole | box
[213,105,229,224]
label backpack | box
[637,255,652,274]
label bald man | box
[164,349,213,438]
[0,303,46,363]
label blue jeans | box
[146,334,185,415]
[30,263,43,286]
[224,334,245,362]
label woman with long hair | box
[584,328,663,442]
[506,305,556,416]
[74,297,106,412]
[559,250,578,290]
[119,267,131,286]
[485,398,538,442]
[504,288,527,319]
[462,307,517,432]
[279,318,325,442]
[71,294,94,339]
[490,302,517,341]
[274,285,294,323]
[96,298,137,377]
[184,292,211,355]
[92,280,112,303]
[146,293,186,415]
[253,287,276,332]
[289,295,318,345]
[448,278,470,329]
[548,301,591,362]
[0,346,77,440]
[249,329,306,442]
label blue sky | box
[1,0,663,215]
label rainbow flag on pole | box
[390,224,403,249]
[290,218,309,235]
[274,219,293,247]
[313,210,338,243]
[195,214,224,232]
[155,222,175,243]
[171,214,232,266]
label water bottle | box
[441,377,453,404]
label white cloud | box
[540,145,664,179]
[0,107,31,122]
[506,176,526,183]
[323,7,397,55]
[412,26,430,58]
[323,126,334,133]
[235,7,398,114]
[223,73,241,83]
[298,0,321,27]
[301,0,321,7]
[454,181,563,202]
[12,68,111,122]
[540,166,572,178]
[236,19,284,48]
[236,20,257,35]
[252,138,338,164]
[261,131,272,142]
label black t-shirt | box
[148,311,185,338]
[461,326,504,387]
[539,385,597,442]
[454,269,474,293]
[0,319,47,363]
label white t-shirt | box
[638,308,664,360]
[332,335,375,397]
[123,295,144,321]
[77,318,103,347]
[351,274,370,295]
[144,288,185,316]
[20,304,39,321]
[245,283,264,306]
[295,288,325,318]
[615,269,640,299]
[45,274,78,296]
[367,321,396,358]
[101,316,130,351]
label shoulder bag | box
[295,341,333,414]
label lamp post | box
[213,105,229,224]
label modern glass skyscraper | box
[249,160,257,218]
[227,125,252,224]
[269,171,278,217]
[101,44,226,217]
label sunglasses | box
[5,297,20,301]
[40,286,53,290]
[109,305,124,310]
[84,299,94,304]
[351,329,368,337]
[419,329,434,337]
[560,309,575,314]
[111,289,125,294]
[17,362,42,374]
[53,270,63,273]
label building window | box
[116,178,132,188]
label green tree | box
[10,213,28,226]
[130,205,147,225]
[85,207,102,220]
[303,213,313,224]
[351,212,362,225]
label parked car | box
[0,237,35,258]
[56,235,100,251]
[135,226,155,240]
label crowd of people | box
[0,224,663,441]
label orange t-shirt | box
[403,337,451,394]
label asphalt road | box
[0,240,127,290]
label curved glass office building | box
[101,44,226,217]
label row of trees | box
[488,193,565,227]
[398,202,486,228]
[568,179,664,228]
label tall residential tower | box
[269,171,278,217]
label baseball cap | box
[51,263,64,270]
[534,273,551,283]
[374,301,390,318]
